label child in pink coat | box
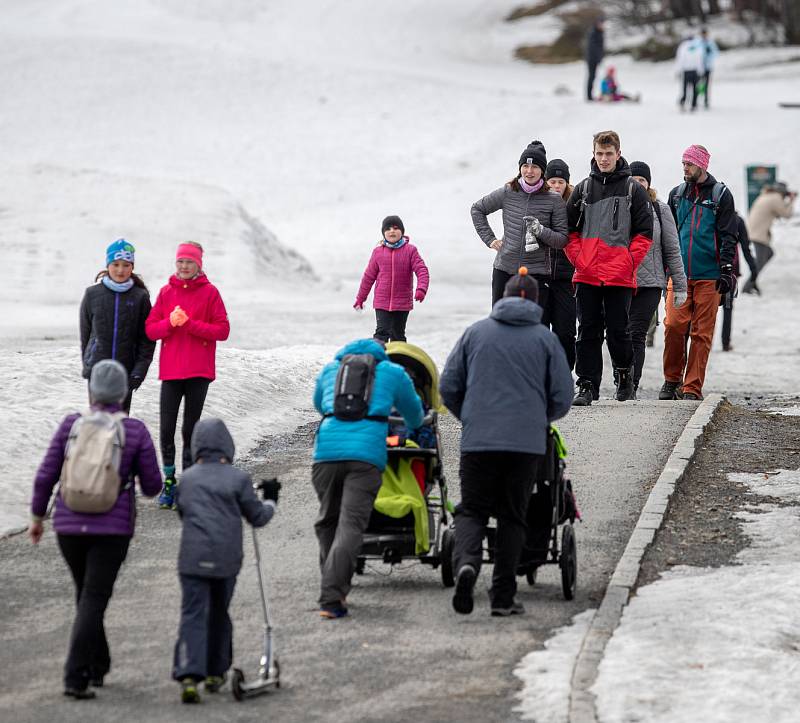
[145,242,230,509]
[354,215,430,343]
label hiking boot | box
[452,565,477,615]
[64,687,96,700]
[181,678,200,704]
[319,603,349,620]
[572,380,594,407]
[658,381,682,400]
[682,392,702,401]
[204,674,227,693]
[614,367,634,402]
[490,599,526,617]
[158,475,177,510]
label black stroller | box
[470,426,579,600]
[356,342,456,585]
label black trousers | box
[453,451,541,607]
[628,287,663,387]
[491,268,514,307]
[542,279,577,370]
[160,377,211,470]
[173,574,237,682]
[681,70,699,110]
[374,310,409,343]
[721,294,735,349]
[57,534,130,689]
[575,283,633,392]
[587,61,599,100]
[742,242,773,293]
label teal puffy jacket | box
[313,339,424,470]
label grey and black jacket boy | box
[175,418,275,578]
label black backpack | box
[329,354,387,422]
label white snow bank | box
[593,468,800,723]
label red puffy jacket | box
[145,274,230,380]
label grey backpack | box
[61,410,127,513]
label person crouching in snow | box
[145,242,230,510]
[354,215,429,343]
[172,417,280,704]
[599,66,640,102]
[80,239,155,413]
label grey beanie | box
[89,359,129,404]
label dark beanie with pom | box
[381,215,405,235]
[629,161,651,185]
[518,140,548,174]
[503,266,539,302]
[545,158,570,182]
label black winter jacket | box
[586,26,604,65]
[79,282,156,382]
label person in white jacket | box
[675,35,706,112]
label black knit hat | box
[518,140,547,174]
[381,215,404,235]
[503,266,539,302]
[545,158,570,182]
[629,161,651,185]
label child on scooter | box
[172,417,280,704]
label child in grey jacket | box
[172,417,279,704]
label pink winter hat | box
[176,242,203,269]
[682,144,710,170]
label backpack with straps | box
[672,181,727,234]
[61,410,127,513]
[329,354,387,422]
[575,176,635,231]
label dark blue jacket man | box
[440,268,573,616]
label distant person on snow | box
[721,213,758,352]
[171,418,279,704]
[29,360,161,700]
[585,15,605,101]
[628,161,687,397]
[661,144,737,401]
[599,66,640,102]
[440,268,573,617]
[80,239,155,413]
[544,158,577,370]
[354,215,429,344]
[699,28,719,109]
[742,182,797,295]
[470,140,568,310]
[675,34,706,112]
[145,242,230,510]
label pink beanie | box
[682,145,710,171]
[176,243,203,269]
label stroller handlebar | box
[388,411,436,427]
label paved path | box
[0,401,696,723]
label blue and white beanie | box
[106,238,135,266]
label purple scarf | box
[518,177,544,194]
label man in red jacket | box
[565,130,653,405]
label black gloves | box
[256,478,281,503]
[129,376,143,391]
[715,264,735,295]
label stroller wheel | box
[526,567,537,587]
[560,525,577,600]
[440,527,455,588]
[231,668,245,701]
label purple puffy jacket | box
[31,404,162,536]
[355,239,430,312]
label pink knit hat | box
[682,144,710,171]
[175,242,203,269]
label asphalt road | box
[0,401,696,723]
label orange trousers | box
[663,280,719,398]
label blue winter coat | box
[439,297,573,455]
[175,418,274,578]
[313,339,424,470]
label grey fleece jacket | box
[636,199,688,292]
[439,296,573,455]
[175,418,275,578]
[471,184,568,276]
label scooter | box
[231,479,281,701]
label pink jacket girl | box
[354,215,429,343]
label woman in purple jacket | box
[354,215,430,343]
[29,360,161,700]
